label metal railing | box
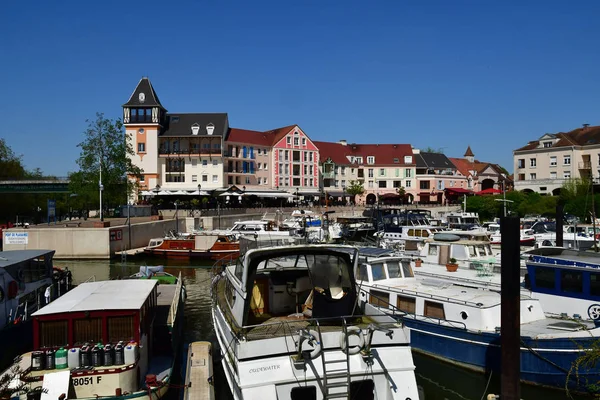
[168,272,184,326]
[370,281,489,308]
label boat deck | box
[156,284,178,327]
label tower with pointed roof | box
[123,77,167,197]
[464,146,475,163]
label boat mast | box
[592,175,597,252]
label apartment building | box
[123,77,227,197]
[314,140,417,204]
[414,150,465,203]
[513,125,600,195]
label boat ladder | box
[316,320,352,399]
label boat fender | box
[297,329,321,359]
[341,326,365,355]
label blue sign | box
[47,199,56,225]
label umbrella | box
[477,188,502,195]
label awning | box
[476,188,502,195]
[244,191,294,198]
[140,190,211,196]
[379,193,400,199]
[444,187,473,195]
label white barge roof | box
[0,250,54,268]
[33,280,157,316]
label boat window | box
[485,245,492,255]
[561,270,583,294]
[370,263,386,281]
[356,264,368,281]
[225,280,236,308]
[424,300,445,319]
[591,273,600,297]
[387,261,402,278]
[234,259,244,282]
[74,318,103,344]
[397,295,416,314]
[534,267,555,289]
[369,290,389,307]
[402,261,414,278]
[476,245,487,256]
[39,320,68,348]
[108,316,134,342]
[291,386,316,400]
[422,230,429,238]
[428,245,438,256]
[468,246,476,257]
[408,229,415,236]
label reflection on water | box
[59,257,580,400]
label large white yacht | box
[211,239,419,399]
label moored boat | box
[355,255,600,391]
[3,278,185,399]
[145,231,239,260]
[211,239,420,399]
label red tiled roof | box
[227,125,298,146]
[449,157,473,177]
[264,125,297,146]
[515,126,600,152]
[314,142,415,165]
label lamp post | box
[342,184,346,207]
[197,183,202,214]
[67,193,78,220]
[295,188,299,208]
[99,156,104,221]
[494,175,513,217]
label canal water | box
[58,258,582,400]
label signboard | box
[5,232,28,245]
[47,199,56,225]
[110,229,123,241]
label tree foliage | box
[421,147,444,154]
[69,113,142,214]
[345,180,365,204]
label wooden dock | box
[183,341,214,400]
[114,246,146,256]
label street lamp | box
[342,184,346,206]
[197,184,202,212]
[67,193,78,220]
[99,156,104,221]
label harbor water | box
[58,258,585,400]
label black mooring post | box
[556,202,564,247]
[501,216,521,400]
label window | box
[561,270,582,293]
[563,171,571,179]
[530,158,537,167]
[279,149,283,160]
[529,173,537,180]
[550,156,557,166]
[285,150,289,161]
[74,318,102,344]
[518,173,525,181]
[294,137,299,146]
[564,155,571,165]
[304,178,308,186]
[341,166,346,175]
[293,151,300,162]
[367,156,375,164]
[357,265,368,281]
[191,159,198,168]
[192,175,198,182]
[550,171,557,179]
[378,180,386,188]
[420,181,430,190]
[139,175,145,182]
[309,152,313,161]
[405,169,412,178]
[202,174,208,182]
[543,141,552,148]
[591,273,600,297]
[379,168,385,176]
[287,137,291,144]
[534,267,555,289]
[212,159,218,166]
[302,138,306,145]
[264,163,268,170]
[371,264,386,280]
[39,320,68,348]
[108,316,134,343]
[405,180,412,188]
[368,181,373,188]
[517,159,525,168]
[397,296,416,314]
[437,180,444,190]
[264,178,268,185]
[404,156,413,164]
[304,151,308,162]
[304,165,308,175]
[341,179,346,187]
[424,301,445,319]
[137,143,146,152]
[245,176,251,184]
[212,175,218,182]
[369,290,389,307]
[393,158,399,163]
[309,178,313,186]
[202,160,208,166]
[309,165,313,174]
[368,169,374,178]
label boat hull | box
[403,318,600,391]
[0,319,32,369]
[144,248,239,260]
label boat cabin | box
[229,220,280,233]
[446,212,481,230]
[420,233,495,267]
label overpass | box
[0,179,70,193]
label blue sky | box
[2,1,600,176]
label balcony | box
[159,148,222,156]
[578,161,592,170]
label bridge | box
[0,179,70,193]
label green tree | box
[345,180,365,205]
[422,147,444,153]
[70,113,142,217]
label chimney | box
[338,139,347,146]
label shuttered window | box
[108,316,135,343]
[397,296,416,314]
[424,301,445,319]
[39,320,68,348]
[368,290,389,307]
[74,318,102,344]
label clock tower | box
[123,77,166,200]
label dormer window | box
[393,158,399,163]
[206,123,215,135]
[367,156,375,164]
[404,156,413,164]
[543,142,552,148]
[171,116,180,123]
[191,123,200,135]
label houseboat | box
[355,255,600,391]
[0,250,70,369]
[4,278,185,399]
[145,232,239,260]
[211,240,420,399]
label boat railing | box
[364,289,468,330]
[370,282,489,309]
[82,275,96,283]
[416,270,501,290]
[168,272,183,327]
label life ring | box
[296,329,321,359]
[340,326,365,355]
[588,304,600,321]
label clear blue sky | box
[2,0,600,176]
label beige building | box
[513,125,600,195]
